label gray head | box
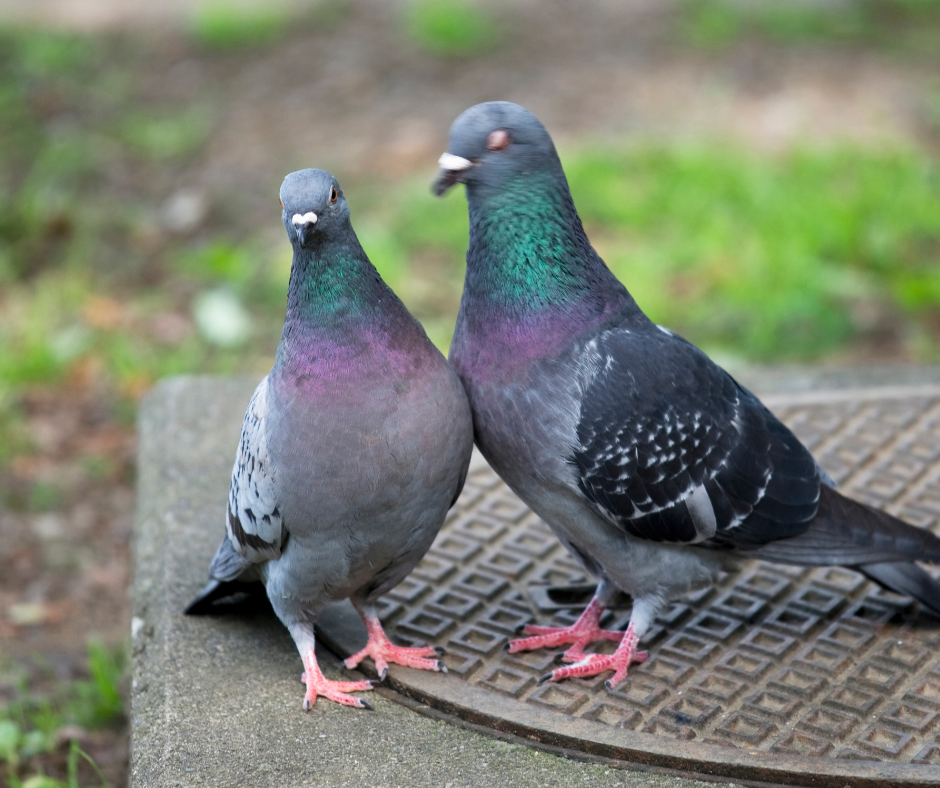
[433,102,559,198]
[279,169,351,249]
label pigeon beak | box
[432,153,473,196]
[291,212,317,247]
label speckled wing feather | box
[573,325,821,546]
[225,376,285,562]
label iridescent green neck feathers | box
[464,168,620,316]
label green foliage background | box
[2,12,940,470]
[1,643,124,787]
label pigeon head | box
[435,102,631,327]
[279,168,350,249]
[433,102,559,198]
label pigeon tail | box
[743,485,940,566]
[208,532,254,581]
[183,577,265,615]
[184,536,261,614]
[858,562,940,617]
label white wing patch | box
[685,484,718,539]
[226,376,284,563]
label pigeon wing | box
[573,325,820,546]
[225,376,285,562]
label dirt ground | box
[1,1,938,786]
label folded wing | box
[224,376,285,564]
[573,325,820,547]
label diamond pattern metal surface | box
[316,387,940,784]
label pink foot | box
[539,624,647,690]
[345,608,446,680]
[301,650,374,710]
[504,597,621,661]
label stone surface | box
[132,376,721,788]
[132,368,940,787]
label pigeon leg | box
[289,627,374,710]
[298,648,374,710]
[344,602,446,680]
[505,579,620,659]
[538,621,648,690]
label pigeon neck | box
[465,167,623,313]
[274,240,425,387]
[283,237,385,330]
[276,239,401,379]
[460,165,633,334]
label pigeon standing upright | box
[433,101,940,690]
[186,168,474,709]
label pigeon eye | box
[279,198,283,208]
[330,186,338,203]
[487,129,511,151]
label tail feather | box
[859,562,940,617]
[207,534,253,581]
[742,485,940,615]
[747,485,940,566]
[184,578,266,615]
[184,536,262,615]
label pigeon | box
[433,101,940,690]
[186,168,474,710]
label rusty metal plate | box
[317,385,940,787]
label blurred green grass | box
[1,18,940,472]
[186,0,350,51]
[188,1,291,50]
[402,0,500,56]
[1,642,124,787]
[681,0,940,52]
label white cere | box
[291,212,317,226]
[438,152,473,171]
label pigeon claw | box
[539,625,647,689]
[300,650,373,710]
[504,596,621,656]
[300,676,374,710]
[345,624,446,676]
[504,617,621,656]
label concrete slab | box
[131,368,940,787]
[131,376,723,788]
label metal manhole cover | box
[317,386,940,787]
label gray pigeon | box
[434,101,940,690]
[186,168,474,709]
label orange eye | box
[330,186,337,203]
[279,198,283,207]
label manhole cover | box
[317,386,940,787]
